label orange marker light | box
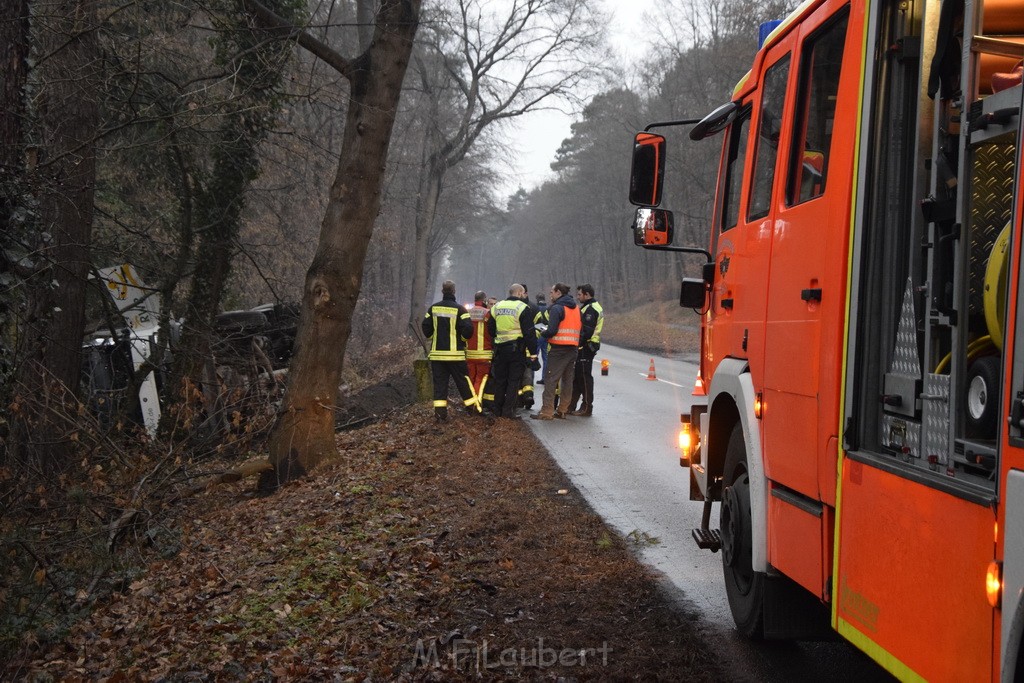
[679,423,693,453]
[754,393,764,419]
[986,561,1002,608]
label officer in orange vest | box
[531,283,580,421]
[466,291,494,410]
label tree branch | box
[239,0,354,79]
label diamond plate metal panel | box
[969,140,1015,315]
[889,278,922,377]
[922,373,950,464]
[882,414,920,458]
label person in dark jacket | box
[516,284,539,409]
[534,293,549,382]
[569,284,604,416]
[422,280,478,421]
[531,283,580,420]
[487,284,539,418]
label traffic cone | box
[646,358,657,381]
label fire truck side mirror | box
[629,132,666,207]
[633,207,674,246]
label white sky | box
[500,0,654,197]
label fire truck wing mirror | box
[629,132,666,207]
[680,278,707,309]
[633,207,674,246]
[690,101,739,141]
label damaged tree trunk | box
[260,0,421,488]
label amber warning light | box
[601,359,609,376]
[987,561,1002,608]
[678,418,695,468]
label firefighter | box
[466,290,494,411]
[531,283,580,420]
[569,283,604,416]
[486,284,539,419]
[422,280,478,420]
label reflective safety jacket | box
[543,295,581,347]
[466,304,493,360]
[422,296,472,361]
[487,299,539,356]
[581,299,604,344]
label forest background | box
[0,0,792,664]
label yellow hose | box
[933,335,994,374]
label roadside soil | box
[22,381,723,680]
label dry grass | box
[600,300,700,357]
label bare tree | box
[405,0,604,328]
[242,0,422,487]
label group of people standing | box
[422,280,604,421]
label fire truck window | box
[748,55,791,221]
[788,9,850,205]
[720,107,751,233]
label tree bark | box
[10,0,100,468]
[408,158,445,328]
[263,0,421,488]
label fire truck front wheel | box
[720,423,765,639]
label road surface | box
[527,344,893,682]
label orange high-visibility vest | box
[550,304,581,346]
[466,305,493,360]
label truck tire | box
[966,355,1000,439]
[720,422,765,638]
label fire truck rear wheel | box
[720,423,765,639]
[965,355,1000,438]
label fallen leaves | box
[18,404,720,681]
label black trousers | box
[570,344,597,409]
[490,342,526,418]
[431,360,476,418]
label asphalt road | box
[527,344,894,682]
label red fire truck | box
[628,0,1024,677]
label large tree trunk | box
[262,0,420,488]
[10,0,100,468]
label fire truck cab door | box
[762,3,856,506]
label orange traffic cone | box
[646,358,657,381]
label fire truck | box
[628,0,1024,677]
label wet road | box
[527,344,894,682]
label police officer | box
[422,280,478,420]
[487,284,539,419]
[569,283,604,416]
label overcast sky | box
[499,0,654,197]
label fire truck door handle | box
[801,288,822,302]
[720,298,734,310]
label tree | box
[251,0,423,487]
[8,0,102,468]
[163,0,299,431]
[406,0,603,328]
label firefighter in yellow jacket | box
[422,280,479,421]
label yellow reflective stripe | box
[466,349,492,359]
[432,400,447,408]
[429,350,466,360]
